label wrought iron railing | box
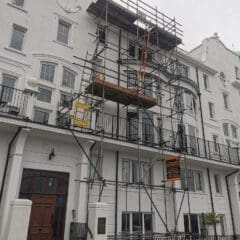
[107,233,240,240]
[93,112,240,165]
[0,85,29,118]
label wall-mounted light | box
[48,148,56,160]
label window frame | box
[10,24,27,51]
[203,74,209,89]
[214,174,222,194]
[40,62,56,82]
[62,67,76,89]
[12,0,24,7]
[212,135,219,153]
[235,66,240,80]
[223,93,230,110]
[231,125,238,139]
[57,19,71,45]
[33,109,49,124]
[208,102,215,119]
[37,87,52,103]
[98,25,106,44]
[223,123,229,137]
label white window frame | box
[33,108,50,124]
[10,24,27,51]
[208,102,215,119]
[57,19,71,45]
[37,86,52,103]
[214,174,222,194]
[39,62,56,83]
[203,74,209,89]
[122,159,152,185]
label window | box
[231,125,238,139]
[127,112,138,142]
[60,94,72,108]
[1,74,16,103]
[122,159,151,185]
[142,111,154,145]
[176,63,189,78]
[219,215,226,236]
[10,25,26,51]
[33,109,49,124]
[223,93,230,110]
[184,214,203,235]
[175,90,185,112]
[203,74,209,89]
[62,68,75,89]
[213,135,219,152]
[185,92,196,115]
[127,72,138,88]
[98,26,106,44]
[37,87,52,103]
[121,212,152,234]
[128,40,136,58]
[57,20,71,44]
[208,102,215,118]
[181,169,204,192]
[235,66,240,79]
[223,123,229,136]
[188,125,197,154]
[13,0,24,7]
[40,62,56,82]
[214,174,222,194]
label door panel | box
[29,195,56,240]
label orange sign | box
[164,156,181,182]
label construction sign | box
[73,102,89,127]
[164,156,181,182]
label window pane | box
[127,112,138,142]
[142,163,151,185]
[129,41,136,57]
[132,213,142,232]
[132,161,139,184]
[127,72,138,88]
[184,215,190,233]
[142,111,154,145]
[13,0,24,7]
[40,63,55,82]
[10,26,25,50]
[122,213,130,232]
[57,21,70,44]
[1,74,16,102]
[187,170,195,192]
[219,215,225,236]
[214,174,222,194]
[122,160,130,183]
[223,123,229,136]
[34,110,49,124]
[98,26,106,44]
[190,214,199,234]
[144,214,152,232]
[195,171,203,191]
[62,68,75,88]
[37,88,52,103]
[144,75,153,97]
[60,94,72,108]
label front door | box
[19,169,69,240]
[29,195,56,240]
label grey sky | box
[146,0,240,52]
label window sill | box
[209,118,217,122]
[38,79,56,88]
[35,102,54,111]
[53,40,73,49]
[5,47,26,56]
[203,88,211,93]
[7,3,28,13]
[215,193,224,198]
[224,108,232,112]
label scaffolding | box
[56,0,198,237]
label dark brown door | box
[29,195,56,240]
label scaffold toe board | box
[85,78,157,108]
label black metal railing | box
[0,85,29,118]
[107,233,240,240]
[93,112,240,165]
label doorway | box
[19,169,69,240]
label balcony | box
[0,85,30,119]
[68,112,240,166]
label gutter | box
[0,127,22,205]
[225,169,239,237]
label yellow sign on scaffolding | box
[73,102,89,127]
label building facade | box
[0,0,239,240]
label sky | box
[145,0,240,52]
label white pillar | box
[76,142,93,224]
[0,128,29,240]
[88,202,108,240]
[5,199,32,240]
[227,171,240,234]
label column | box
[0,128,29,240]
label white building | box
[0,0,239,240]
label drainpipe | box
[195,67,207,156]
[225,169,239,238]
[207,168,217,238]
[114,151,119,238]
[0,127,22,205]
